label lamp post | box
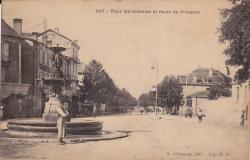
[151,61,158,117]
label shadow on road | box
[0,142,35,160]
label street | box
[0,98,249,160]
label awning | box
[1,82,31,98]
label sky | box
[2,0,233,98]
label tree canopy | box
[138,75,183,114]
[158,76,183,109]
[79,59,137,108]
[219,0,250,81]
[138,92,155,107]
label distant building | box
[178,67,232,99]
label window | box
[2,42,10,61]
[1,66,5,81]
[192,76,197,83]
[39,49,44,64]
[44,50,47,66]
[48,54,51,67]
[203,77,209,83]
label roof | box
[1,19,20,38]
[178,67,232,86]
[37,29,80,49]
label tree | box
[138,92,155,107]
[80,59,116,104]
[219,0,250,81]
[158,76,183,115]
[208,86,220,100]
[79,59,137,112]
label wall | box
[182,85,209,97]
[21,40,36,84]
[232,80,250,104]
[1,37,21,83]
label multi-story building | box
[28,26,80,117]
[1,18,80,118]
[1,19,35,118]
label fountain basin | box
[7,118,103,137]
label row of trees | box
[79,59,137,109]
[138,76,184,114]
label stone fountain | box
[6,46,104,138]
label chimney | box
[32,32,39,40]
[54,28,59,33]
[209,67,213,77]
[13,18,22,34]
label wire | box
[23,22,45,32]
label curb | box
[0,131,128,144]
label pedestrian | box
[0,104,4,121]
[93,104,97,117]
[55,94,69,145]
[197,108,203,123]
[128,107,132,115]
[240,110,245,126]
[140,107,144,115]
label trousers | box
[57,117,66,140]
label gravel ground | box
[0,98,249,160]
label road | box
[0,98,249,160]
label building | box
[232,80,250,104]
[1,18,80,118]
[1,19,35,118]
[29,28,80,117]
[178,67,232,99]
[231,79,250,122]
[177,67,232,116]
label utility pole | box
[155,62,158,117]
[151,61,159,117]
[185,73,188,105]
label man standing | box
[0,104,4,121]
[240,110,245,126]
[197,108,203,123]
[55,94,69,145]
[93,104,97,117]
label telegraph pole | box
[155,62,158,116]
[151,61,159,117]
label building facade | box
[178,67,232,99]
[1,19,35,118]
[1,18,80,118]
[31,28,80,117]
[232,80,250,104]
